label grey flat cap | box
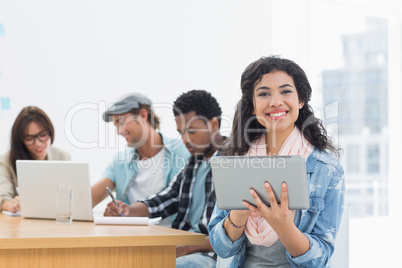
[103,93,152,122]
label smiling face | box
[253,70,304,142]
[23,121,51,160]
[112,111,149,147]
[175,111,218,156]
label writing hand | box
[104,200,129,216]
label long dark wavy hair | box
[8,106,55,175]
[226,56,339,156]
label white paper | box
[1,210,21,217]
[94,216,161,225]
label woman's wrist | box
[227,210,247,228]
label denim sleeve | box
[287,166,345,267]
[208,204,246,258]
[102,154,117,183]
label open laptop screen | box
[16,160,93,221]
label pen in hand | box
[106,187,124,217]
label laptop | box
[210,155,310,210]
[16,160,94,221]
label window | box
[269,1,401,266]
[347,144,360,173]
[366,144,380,173]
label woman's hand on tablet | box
[243,182,295,231]
[245,182,310,257]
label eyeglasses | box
[23,130,50,146]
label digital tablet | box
[210,155,309,210]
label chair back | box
[331,207,350,268]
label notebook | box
[210,155,310,210]
[16,160,93,221]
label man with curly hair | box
[105,90,225,267]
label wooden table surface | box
[0,213,205,267]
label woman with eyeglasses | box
[0,106,70,213]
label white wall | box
[0,0,274,182]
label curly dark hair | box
[226,55,339,156]
[173,90,222,127]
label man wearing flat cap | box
[105,90,226,267]
[91,93,190,226]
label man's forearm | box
[176,236,214,257]
[127,202,150,217]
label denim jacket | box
[208,148,345,268]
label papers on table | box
[1,210,21,217]
[94,216,162,225]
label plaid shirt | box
[142,154,216,236]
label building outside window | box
[269,1,402,266]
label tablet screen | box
[210,155,309,210]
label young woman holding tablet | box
[208,56,345,267]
